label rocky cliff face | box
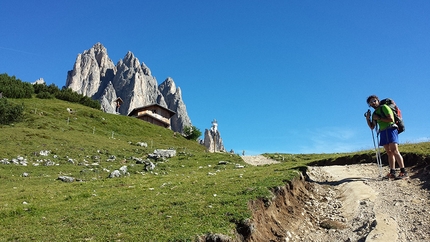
[66,43,116,98]
[159,77,191,133]
[110,51,166,115]
[66,43,192,133]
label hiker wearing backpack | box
[365,95,408,179]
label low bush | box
[36,91,54,99]
[0,73,33,98]
[0,98,24,124]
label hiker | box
[365,95,408,179]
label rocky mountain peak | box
[122,51,141,69]
[159,77,191,133]
[32,78,45,85]
[66,43,116,98]
[65,43,192,133]
[160,77,177,95]
[141,62,151,76]
[84,43,106,61]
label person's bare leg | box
[384,144,395,169]
[389,143,405,168]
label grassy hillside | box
[0,97,428,241]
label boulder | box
[148,149,177,159]
[57,176,75,183]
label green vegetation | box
[0,73,33,98]
[0,73,101,110]
[0,98,24,125]
[0,97,428,241]
[183,125,202,140]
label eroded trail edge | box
[241,157,430,242]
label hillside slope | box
[1,97,203,159]
[1,97,429,241]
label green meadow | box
[1,97,428,241]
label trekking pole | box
[371,128,383,178]
[365,109,383,178]
[376,131,383,177]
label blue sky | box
[1,1,429,155]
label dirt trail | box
[241,155,280,166]
[241,155,430,242]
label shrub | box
[34,83,60,96]
[55,88,81,103]
[0,98,24,124]
[0,73,33,98]
[183,125,202,141]
[2,73,99,110]
[79,95,101,110]
[36,91,54,99]
[54,88,101,110]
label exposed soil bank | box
[202,153,430,242]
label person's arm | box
[365,110,377,129]
[378,105,394,123]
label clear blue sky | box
[1,1,429,155]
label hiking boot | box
[396,172,409,180]
[383,173,396,180]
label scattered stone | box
[108,165,129,178]
[109,170,121,178]
[144,161,155,171]
[136,142,148,147]
[203,233,231,242]
[148,149,176,159]
[39,150,50,156]
[119,165,128,174]
[57,176,75,183]
[133,157,144,164]
[43,160,56,166]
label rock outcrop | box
[203,119,225,153]
[66,43,116,98]
[65,43,191,133]
[158,77,191,133]
[110,51,166,115]
[32,78,45,85]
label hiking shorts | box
[379,127,399,146]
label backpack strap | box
[375,105,387,118]
[378,104,394,120]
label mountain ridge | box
[66,43,191,133]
